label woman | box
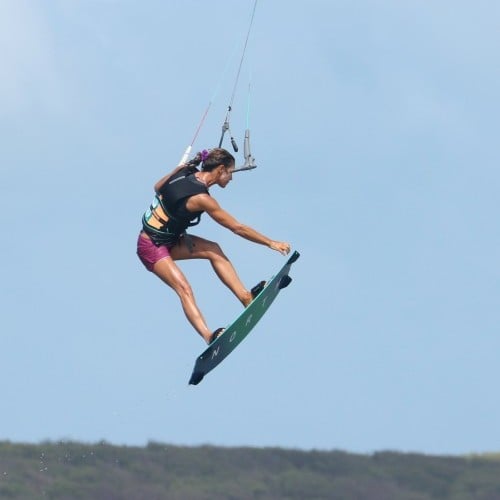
[137,148,291,345]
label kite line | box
[178,0,259,172]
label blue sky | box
[1,0,499,455]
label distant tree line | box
[1,441,500,499]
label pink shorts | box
[137,233,171,272]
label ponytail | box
[200,148,235,172]
[184,151,204,170]
[184,148,235,173]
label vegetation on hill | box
[1,441,500,499]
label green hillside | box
[1,441,500,499]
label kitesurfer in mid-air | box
[137,148,291,344]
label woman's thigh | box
[170,235,224,261]
[152,255,191,292]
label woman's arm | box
[188,194,291,255]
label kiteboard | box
[188,250,300,385]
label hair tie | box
[200,149,209,162]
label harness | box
[142,168,208,247]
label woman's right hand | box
[270,241,291,256]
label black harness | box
[142,167,208,247]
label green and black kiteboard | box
[189,250,300,385]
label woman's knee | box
[207,242,230,263]
[194,238,227,260]
[170,276,194,300]
[207,239,223,255]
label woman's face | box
[217,164,234,188]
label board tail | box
[189,371,204,385]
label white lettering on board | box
[229,331,237,342]
[245,314,253,326]
[211,346,220,359]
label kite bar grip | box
[178,145,192,166]
[244,129,251,158]
[233,129,257,173]
[238,128,257,171]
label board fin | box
[278,275,292,289]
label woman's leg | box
[152,256,213,343]
[170,235,254,307]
